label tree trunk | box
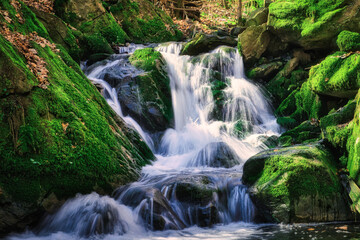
[237,0,242,25]
[222,0,229,9]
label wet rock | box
[190,142,240,168]
[230,26,246,37]
[243,143,353,223]
[181,33,237,56]
[247,61,284,81]
[127,48,174,132]
[245,7,269,27]
[238,24,271,66]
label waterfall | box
[8,43,281,240]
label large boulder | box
[0,4,153,234]
[243,143,353,223]
[238,24,271,66]
[189,142,240,168]
[268,0,360,50]
[181,33,237,56]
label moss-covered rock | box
[267,69,308,106]
[181,33,237,56]
[336,30,360,52]
[53,0,129,57]
[243,143,353,223]
[268,0,360,50]
[278,120,321,146]
[347,91,360,208]
[309,52,360,99]
[0,2,154,234]
[109,0,182,43]
[126,48,173,132]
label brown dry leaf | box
[62,123,69,133]
[23,0,53,13]
[335,225,348,230]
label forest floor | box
[173,0,256,38]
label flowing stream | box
[8,43,359,240]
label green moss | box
[110,0,182,43]
[309,52,360,98]
[336,30,360,52]
[78,13,129,45]
[82,33,113,56]
[347,92,360,187]
[243,143,342,222]
[0,0,49,39]
[279,120,321,146]
[276,116,297,129]
[267,69,308,106]
[245,144,340,198]
[268,0,348,35]
[320,99,356,129]
[325,125,350,150]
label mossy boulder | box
[238,24,271,65]
[268,0,360,50]
[0,3,154,234]
[109,0,182,43]
[243,143,353,223]
[337,30,360,52]
[127,48,173,132]
[181,33,237,56]
[309,52,360,99]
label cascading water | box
[7,43,281,240]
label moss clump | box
[78,13,129,45]
[279,120,321,146]
[268,0,347,37]
[309,52,360,99]
[336,31,360,52]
